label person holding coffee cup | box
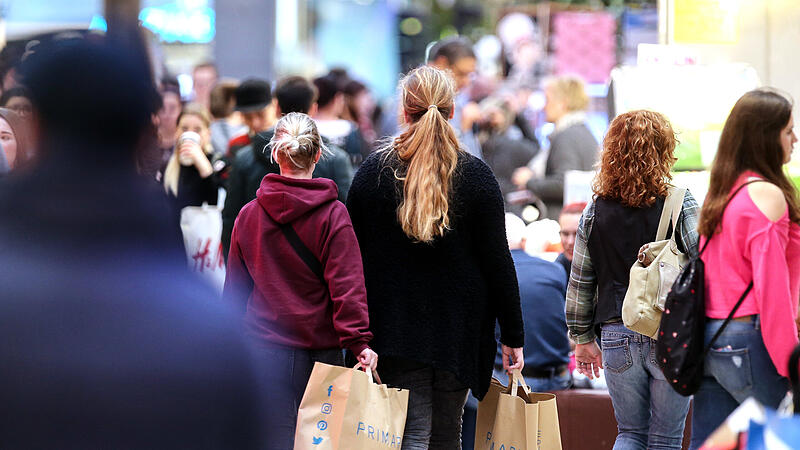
[158,103,219,218]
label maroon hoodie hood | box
[256,173,339,224]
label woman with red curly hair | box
[566,110,698,449]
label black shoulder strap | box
[701,281,753,360]
[279,223,326,283]
[697,179,763,256]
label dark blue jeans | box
[379,357,469,450]
[602,323,691,450]
[253,342,344,450]
[689,316,789,449]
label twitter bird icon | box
[312,437,323,445]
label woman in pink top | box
[690,89,800,448]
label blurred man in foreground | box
[0,37,263,448]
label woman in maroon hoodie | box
[223,112,377,449]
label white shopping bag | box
[180,203,225,294]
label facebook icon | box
[327,385,333,397]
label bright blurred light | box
[400,17,423,36]
[139,2,215,43]
[88,15,107,32]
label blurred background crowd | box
[1,0,799,448]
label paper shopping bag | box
[477,371,562,450]
[294,362,409,450]
[180,204,225,294]
[475,377,510,447]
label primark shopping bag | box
[294,362,409,450]
[180,204,225,294]
[476,371,562,450]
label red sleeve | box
[222,219,254,318]
[747,218,799,377]
[319,206,372,356]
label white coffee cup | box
[178,131,202,166]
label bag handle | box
[506,369,531,397]
[667,188,687,244]
[655,186,687,242]
[353,363,383,385]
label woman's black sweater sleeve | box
[467,158,524,348]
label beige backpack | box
[622,187,687,339]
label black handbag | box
[656,180,758,396]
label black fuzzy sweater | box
[346,150,524,399]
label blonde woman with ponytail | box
[223,112,376,449]
[347,66,524,448]
[157,103,218,218]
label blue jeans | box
[379,357,469,450]
[253,342,344,450]
[602,323,691,450]
[689,316,789,449]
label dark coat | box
[526,122,598,219]
[0,154,264,448]
[346,150,524,399]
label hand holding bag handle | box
[353,362,383,385]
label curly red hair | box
[592,110,678,208]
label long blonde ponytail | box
[392,65,462,243]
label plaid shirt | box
[565,191,700,344]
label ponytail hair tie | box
[428,104,438,111]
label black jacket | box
[346,150,524,399]
[221,130,354,257]
[157,157,219,223]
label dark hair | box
[699,89,800,235]
[313,75,339,109]
[21,38,157,151]
[208,80,237,119]
[429,37,475,65]
[160,75,180,93]
[0,86,31,107]
[275,76,317,114]
[327,68,350,89]
[343,80,367,122]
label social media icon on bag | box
[321,403,332,414]
[317,420,328,431]
[312,437,323,445]
[327,385,333,397]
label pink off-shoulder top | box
[701,172,800,377]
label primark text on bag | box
[294,362,409,450]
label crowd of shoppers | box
[2,23,800,450]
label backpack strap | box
[701,281,753,360]
[279,223,326,283]
[655,186,687,241]
[697,179,762,256]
